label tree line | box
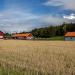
[4,23,75,38]
[31,23,75,38]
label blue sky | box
[0,0,75,32]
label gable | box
[65,32,75,37]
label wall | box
[26,36,33,40]
[0,36,3,39]
[65,37,75,41]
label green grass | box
[0,67,44,75]
[35,36,64,41]
[49,36,64,40]
[0,62,43,75]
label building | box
[12,33,33,40]
[64,32,75,41]
[0,31,4,39]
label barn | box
[0,31,4,39]
[12,33,33,40]
[64,32,75,41]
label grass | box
[35,36,64,41]
[49,36,64,40]
[0,40,75,75]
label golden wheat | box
[0,40,75,75]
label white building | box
[64,32,75,41]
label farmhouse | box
[12,33,33,40]
[0,31,4,39]
[64,32,75,41]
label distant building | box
[64,32,75,41]
[12,33,33,40]
[0,31,4,39]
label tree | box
[31,23,75,38]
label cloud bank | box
[43,0,75,10]
[0,0,75,32]
[63,14,75,19]
[0,8,75,32]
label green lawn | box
[0,66,41,75]
[35,36,64,41]
[49,36,64,40]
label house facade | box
[0,31,4,39]
[12,33,33,40]
[64,32,75,41]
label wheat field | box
[0,40,75,75]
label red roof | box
[65,32,75,37]
[0,31,4,36]
[12,33,33,37]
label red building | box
[0,31,4,39]
[12,33,33,40]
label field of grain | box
[0,40,75,75]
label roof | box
[65,32,75,37]
[12,33,33,37]
[0,31,4,36]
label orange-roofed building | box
[64,32,75,41]
[0,31,4,39]
[12,33,33,40]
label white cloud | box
[43,0,75,10]
[63,14,75,19]
[0,9,40,32]
[0,0,74,32]
[0,7,75,32]
[39,15,71,26]
[43,0,63,6]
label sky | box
[0,0,75,32]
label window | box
[70,37,72,39]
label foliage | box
[31,23,75,38]
[4,23,75,38]
[4,33,11,37]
